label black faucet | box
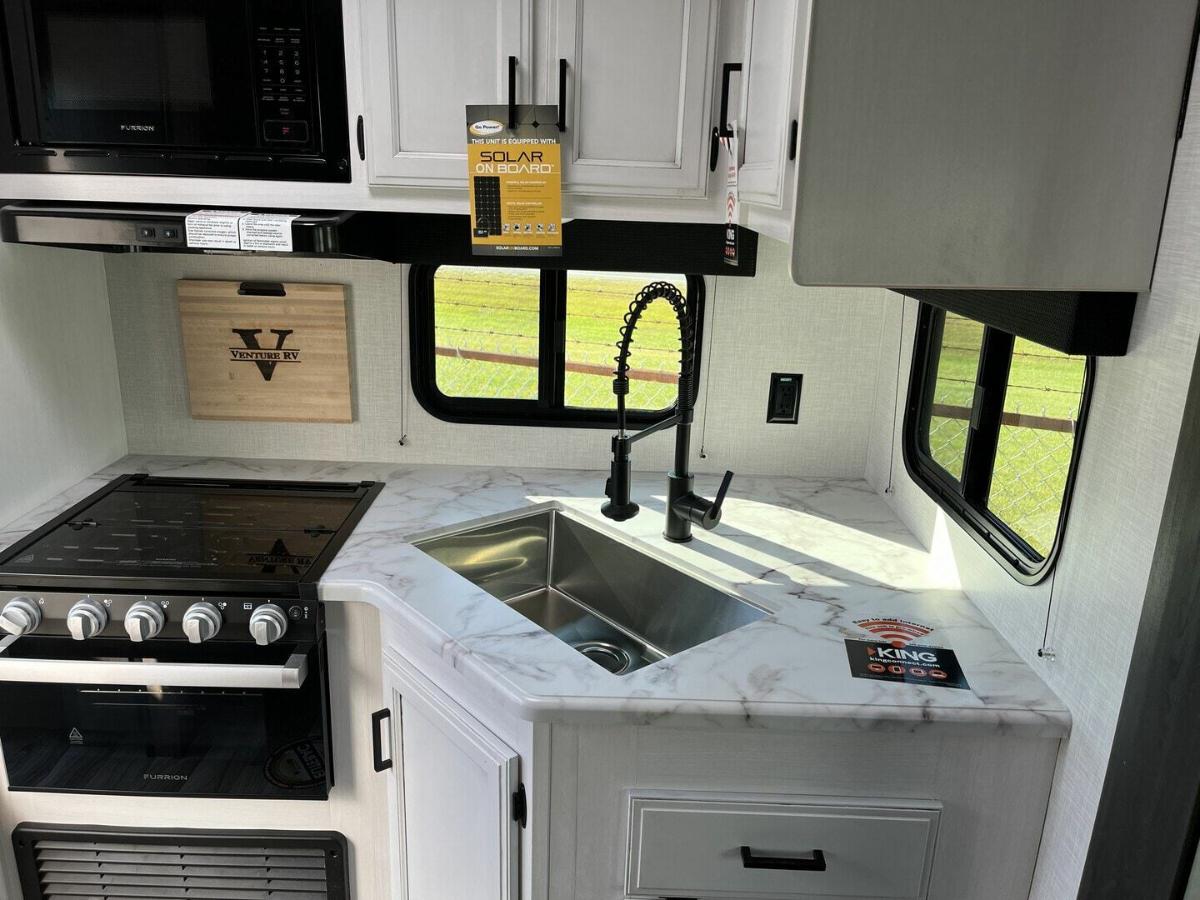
[600,281,734,542]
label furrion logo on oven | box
[144,773,189,782]
[229,328,301,381]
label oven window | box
[44,12,214,112]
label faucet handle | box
[704,470,735,528]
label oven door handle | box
[0,650,309,690]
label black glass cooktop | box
[0,475,381,586]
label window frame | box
[408,264,705,429]
[902,303,1096,584]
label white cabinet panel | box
[627,795,940,899]
[552,0,717,196]
[384,655,519,900]
[789,0,1196,289]
[362,0,532,186]
[737,0,809,208]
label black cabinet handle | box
[740,846,827,872]
[709,62,742,171]
[371,708,393,772]
[508,56,518,129]
[356,115,365,161]
[557,58,568,132]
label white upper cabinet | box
[736,0,809,208]
[785,0,1197,290]
[361,0,533,186]
[360,0,718,196]
[550,0,718,197]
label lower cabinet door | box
[626,794,941,899]
[384,655,520,900]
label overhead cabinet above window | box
[768,0,1198,290]
[360,0,718,196]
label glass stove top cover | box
[0,482,361,583]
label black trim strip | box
[893,288,1136,357]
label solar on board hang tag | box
[466,104,563,258]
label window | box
[410,265,702,427]
[904,305,1093,582]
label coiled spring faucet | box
[600,281,734,542]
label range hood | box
[0,202,357,255]
[0,201,759,276]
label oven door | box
[2,0,258,149]
[0,638,331,799]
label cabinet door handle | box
[740,846,827,872]
[508,55,518,129]
[356,115,366,161]
[371,708,393,772]
[709,62,742,171]
[557,58,568,132]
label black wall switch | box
[767,373,802,424]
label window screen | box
[564,271,687,413]
[905,304,1092,581]
[411,266,702,428]
[432,266,540,401]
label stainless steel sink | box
[412,507,767,675]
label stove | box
[0,473,381,800]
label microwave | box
[0,0,351,182]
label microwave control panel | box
[254,22,315,149]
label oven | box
[0,0,350,181]
[0,634,330,799]
[0,474,382,801]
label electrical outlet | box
[767,373,802,424]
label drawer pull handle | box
[740,846,827,872]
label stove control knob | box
[0,597,41,637]
[249,604,288,647]
[124,601,166,643]
[182,602,222,644]
[67,599,109,641]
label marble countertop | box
[0,456,1070,738]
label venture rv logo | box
[230,329,300,381]
[248,538,313,574]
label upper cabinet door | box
[737,0,809,208]
[362,0,533,186]
[552,0,717,197]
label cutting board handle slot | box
[238,281,287,297]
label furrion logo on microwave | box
[230,328,300,381]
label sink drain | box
[572,640,632,675]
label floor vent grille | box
[12,826,348,900]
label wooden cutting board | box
[178,280,352,423]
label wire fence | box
[928,402,1077,554]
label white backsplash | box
[102,238,888,478]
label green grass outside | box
[929,313,1087,556]
[433,267,686,410]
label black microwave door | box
[18,0,257,149]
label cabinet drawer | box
[627,795,940,899]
